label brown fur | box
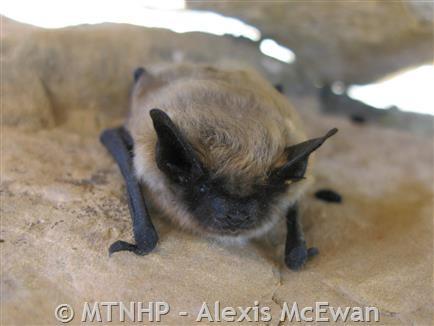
[127,63,313,239]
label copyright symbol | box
[54,304,74,323]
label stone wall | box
[189,1,433,84]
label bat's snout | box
[214,200,258,232]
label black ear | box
[150,109,204,184]
[133,67,146,83]
[270,128,338,183]
[274,83,284,94]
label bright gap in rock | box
[0,0,261,41]
[1,0,300,64]
[259,39,296,64]
[348,65,434,115]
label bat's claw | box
[285,245,319,271]
[307,246,319,258]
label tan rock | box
[189,1,434,84]
[1,17,292,133]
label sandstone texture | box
[1,16,295,133]
[189,1,434,84]
[1,18,433,325]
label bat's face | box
[150,109,337,236]
[180,174,287,235]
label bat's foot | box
[285,244,318,271]
[109,229,158,256]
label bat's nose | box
[226,211,249,222]
[210,197,257,231]
[222,209,252,230]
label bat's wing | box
[100,127,158,256]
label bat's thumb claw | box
[108,239,156,257]
[108,240,137,256]
[307,247,319,258]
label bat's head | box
[150,108,337,236]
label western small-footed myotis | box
[101,63,337,270]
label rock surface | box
[1,19,433,325]
[1,16,295,133]
[189,1,434,84]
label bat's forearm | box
[100,127,158,256]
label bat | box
[101,64,337,270]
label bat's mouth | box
[220,215,255,231]
[200,214,258,236]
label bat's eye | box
[199,185,208,193]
